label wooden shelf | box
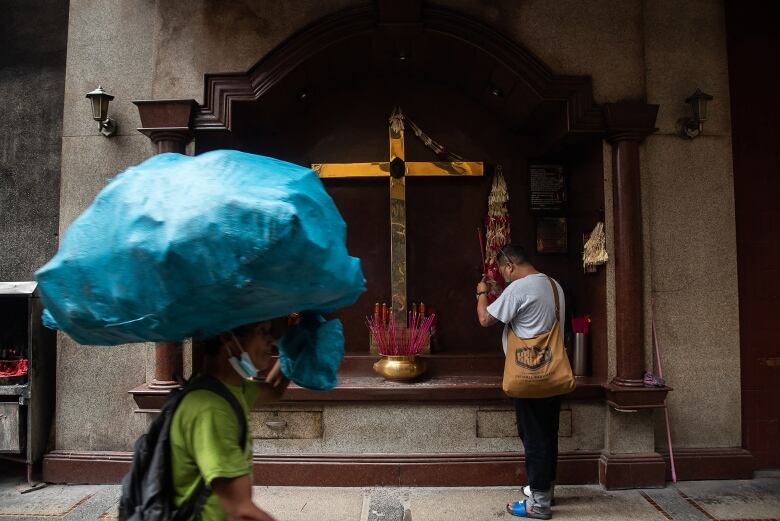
[281,374,605,402]
[129,372,605,410]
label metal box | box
[0,282,56,480]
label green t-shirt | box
[170,381,259,521]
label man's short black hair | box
[497,244,530,266]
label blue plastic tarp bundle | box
[35,150,365,389]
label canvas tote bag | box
[502,276,576,398]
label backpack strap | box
[172,375,249,521]
[183,375,248,448]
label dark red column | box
[604,103,659,388]
[133,99,198,389]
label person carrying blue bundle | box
[34,149,366,521]
[167,319,290,521]
[119,316,300,521]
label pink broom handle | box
[652,306,665,379]
[652,298,677,482]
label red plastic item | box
[0,358,28,377]
[571,316,591,334]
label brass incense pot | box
[373,355,426,381]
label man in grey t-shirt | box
[476,244,563,520]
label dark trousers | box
[514,395,562,491]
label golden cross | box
[312,108,483,324]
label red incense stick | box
[477,227,486,274]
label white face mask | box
[227,332,259,380]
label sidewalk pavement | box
[1,469,778,521]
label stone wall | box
[0,0,69,281]
[641,0,739,448]
[55,0,739,453]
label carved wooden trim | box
[194,5,376,130]
[192,4,603,141]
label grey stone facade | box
[28,0,742,460]
[0,0,69,281]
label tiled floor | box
[0,472,778,520]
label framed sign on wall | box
[529,165,567,213]
[535,216,568,254]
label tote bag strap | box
[546,276,560,323]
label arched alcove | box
[190,2,608,377]
[193,4,604,141]
[130,1,642,403]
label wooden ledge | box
[129,374,605,411]
[282,375,605,402]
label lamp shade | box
[685,89,713,123]
[86,86,114,122]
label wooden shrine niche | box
[132,3,670,412]
[198,78,604,374]
[187,2,609,383]
[124,4,672,415]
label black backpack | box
[118,375,248,521]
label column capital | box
[604,102,659,143]
[133,99,199,154]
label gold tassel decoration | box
[485,166,510,268]
[583,221,608,269]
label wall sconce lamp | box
[86,86,118,137]
[678,88,713,139]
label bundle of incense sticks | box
[367,304,436,356]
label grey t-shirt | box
[486,273,565,354]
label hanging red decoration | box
[483,165,511,301]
